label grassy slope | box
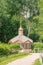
[0,52,29,65]
[33,59,41,65]
[33,58,43,65]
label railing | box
[33,48,43,65]
[33,48,43,53]
[39,53,43,65]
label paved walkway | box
[7,53,40,65]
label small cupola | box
[18,26,23,36]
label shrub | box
[0,43,10,55]
[0,42,20,55]
[10,43,20,54]
[32,42,43,52]
[40,36,43,43]
[33,59,41,65]
[10,43,20,50]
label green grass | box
[42,57,43,63]
[0,52,29,65]
[0,42,29,65]
[33,59,41,65]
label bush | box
[0,43,10,55]
[10,43,20,50]
[39,36,43,43]
[32,42,43,52]
[10,43,20,54]
[0,42,20,55]
[33,59,41,65]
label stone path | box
[7,53,40,65]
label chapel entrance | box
[24,44,31,49]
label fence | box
[33,48,43,65]
[33,48,43,53]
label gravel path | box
[7,53,40,65]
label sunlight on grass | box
[33,59,41,65]
[0,52,29,65]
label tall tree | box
[0,0,40,42]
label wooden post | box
[39,53,43,65]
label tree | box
[0,0,40,42]
[20,0,39,40]
[37,0,43,42]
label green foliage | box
[0,0,43,42]
[0,0,40,43]
[0,43,10,55]
[33,59,41,65]
[42,58,43,63]
[0,42,29,65]
[32,42,43,50]
[10,43,20,50]
[0,42,20,55]
[0,52,29,65]
[29,33,39,42]
[38,0,43,42]
[10,43,20,54]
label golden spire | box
[20,15,22,28]
[18,15,23,35]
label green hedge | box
[0,43,10,55]
[10,43,20,54]
[0,42,20,55]
[10,43,20,50]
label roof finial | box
[20,15,22,28]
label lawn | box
[0,52,29,65]
[33,57,43,65]
[33,59,41,65]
